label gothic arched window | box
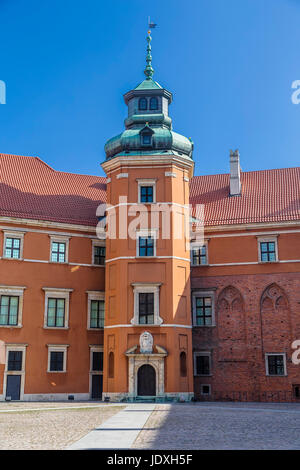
[149,97,158,110]
[138,98,147,111]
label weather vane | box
[148,16,157,33]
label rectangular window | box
[192,245,207,265]
[94,246,105,265]
[90,300,105,328]
[139,293,154,324]
[195,296,212,326]
[51,242,66,263]
[49,351,64,372]
[195,354,211,376]
[92,351,103,372]
[139,236,154,257]
[47,298,65,327]
[260,242,276,262]
[142,134,152,146]
[7,351,23,371]
[0,295,19,326]
[267,354,285,376]
[5,237,21,259]
[140,185,153,203]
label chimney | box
[229,149,241,196]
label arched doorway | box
[137,364,156,396]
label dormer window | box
[142,134,152,145]
[149,97,158,110]
[138,98,147,111]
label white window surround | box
[86,291,105,330]
[3,344,28,400]
[265,352,287,376]
[47,344,69,373]
[0,285,26,328]
[131,283,163,326]
[91,239,106,266]
[89,345,104,373]
[257,235,279,263]
[137,179,157,203]
[2,230,25,260]
[194,351,212,376]
[42,288,73,329]
[49,235,70,263]
[136,229,157,258]
[192,290,216,327]
[190,240,209,266]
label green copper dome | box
[104,33,194,161]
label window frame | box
[86,291,105,330]
[138,97,148,111]
[3,231,25,260]
[265,353,287,376]
[192,290,216,327]
[191,241,209,266]
[136,229,157,258]
[149,96,158,110]
[194,352,212,376]
[92,240,106,266]
[131,283,163,326]
[137,179,156,204]
[0,286,26,328]
[43,288,73,329]
[49,236,70,264]
[47,345,68,373]
[257,235,279,263]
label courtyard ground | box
[0,402,124,450]
[132,402,300,450]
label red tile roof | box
[190,168,300,226]
[1,154,299,227]
[0,154,106,227]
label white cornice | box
[102,153,194,174]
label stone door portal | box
[137,364,156,396]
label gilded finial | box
[144,31,154,80]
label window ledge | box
[0,325,22,328]
[47,371,66,374]
[43,327,69,330]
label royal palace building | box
[0,34,300,402]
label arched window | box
[108,351,114,378]
[149,97,158,110]
[138,98,147,111]
[180,351,187,377]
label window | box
[3,231,24,260]
[93,245,105,265]
[5,238,21,259]
[191,244,208,266]
[87,291,105,330]
[137,179,156,203]
[50,351,64,371]
[257,236,278,263]
[201,384,211,395]
[266,353,286,376]
[0,296,19,326]
[293,385,300,399]
[139,293,154,324]
[92,351,103,372]
[194,353,211,376]
[90,300,105,328]
[47,345,68,372]
[51,242,66,263]
[142,134,152,145]
[43,288,72,329]
[149,97,158,110]
[47,298,65,327]
[195,296,212,326]
[139,236,154,257]
[140,185,153,203]
[131,283,162,326]
[138,98,147,110]
[7,351,22,371]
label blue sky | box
[0,0,299,177]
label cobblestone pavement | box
[0,403,124,450]
[132,402,300,450]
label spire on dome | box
[144,31,154,80]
